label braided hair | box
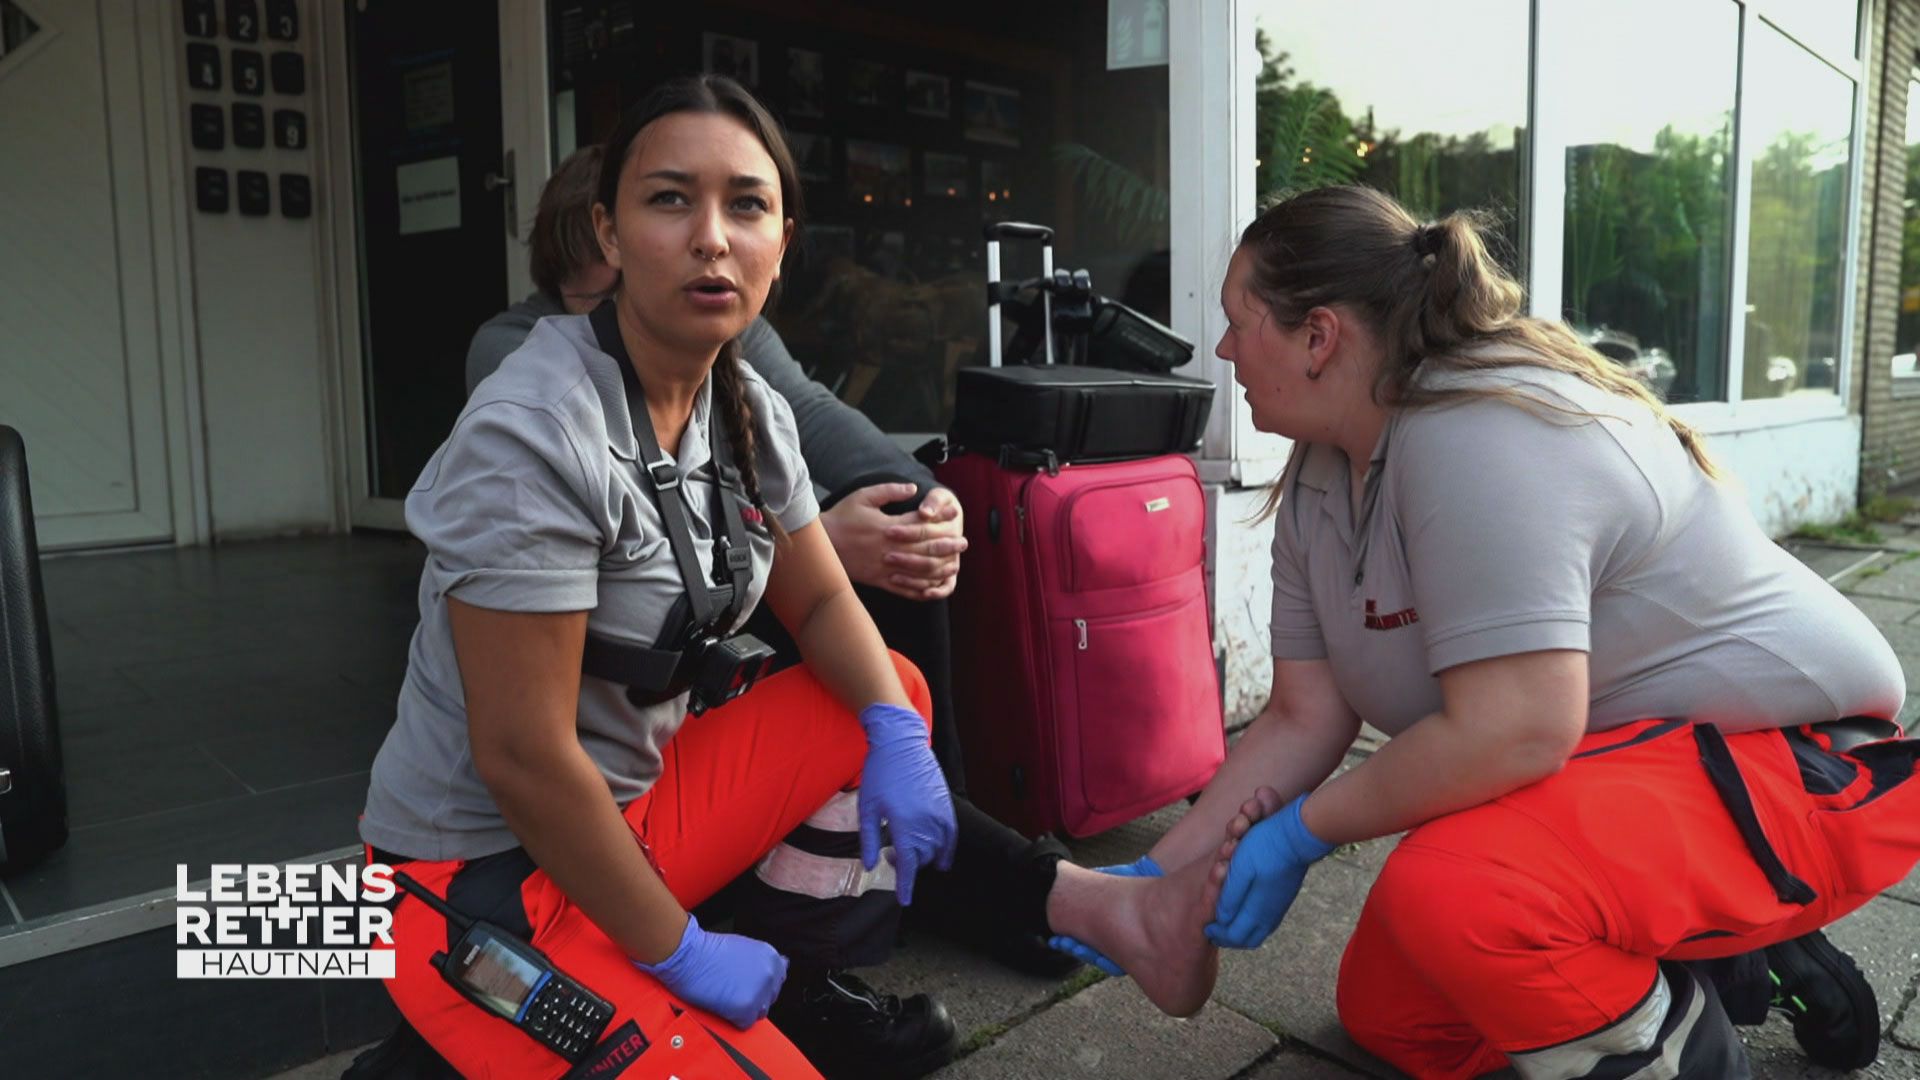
[594,74,805,539]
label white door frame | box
[314,0,397,530]
[132,0,213,546]
[499,0,550,303]
[318,0,548,533]
[1169,0,1274,487]
[13,0,206,549]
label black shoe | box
[769,970,958,1080]
[1765,930,1881,1071]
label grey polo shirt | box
[360,314,819,861]
[1269,358,1905,737]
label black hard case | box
[950,364,1214,464]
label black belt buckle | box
[646,458,680,491]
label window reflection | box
[1249,0,1529,269]
[1893,71,1920,383]
[1760,0,1860,65]
[1743,26,1854,401]
[550,2,1171,434]
[1559,1,1738,403]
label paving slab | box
[1239,1045,1374,1078]
[1816,897,1920,1038]
[1849,594,1920,627]
[1742,1018,1920,1079]
[269,1044,371,1078]
[1324,832,1401,878]
[1889,865,1920,909]
[863,927,1070,1050]
[1783,541,1884,582]
[1837,555,1920,602]
[1739,894,1920,1077]
[1897,999,1920,1056]
[1060,800,1189,869]
[931,974,1275,1080]
[1901,696,1920,730]
[1211,859,1399,1077]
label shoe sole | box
[1790,934,1881,1071]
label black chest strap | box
[581,302,758,699]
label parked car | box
[1580,326,1677,400]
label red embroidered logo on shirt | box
[1364,599,1419,631]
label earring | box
[1306,366,1322,382]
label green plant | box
[1051,142,1168,247]
[1790,513,1884,545]
[1862,495,1915,523]
[1861,441,1902,501]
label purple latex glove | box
[857,703,958,906]
[632,913,788,1029]
[1047,854,1163,974]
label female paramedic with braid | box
[1056,185,1920,1078]
[355,75,956,1079]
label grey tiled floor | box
[0,535,424,926]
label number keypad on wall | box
[184,0,313,219]
[274,109,307,151]
[225,0,260,43]
[191,104,225,151]
[237,170,271,216]
[196,168,230,213]
[186,43,222,91]
[184,0,218,39]
[232,104,266,149]
[280,174,312,219]
[270,52,304,95]
[231,49,264,96]
[264,0,298,42]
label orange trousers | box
[1335,718,1920,1079]
[368,652,931,1080]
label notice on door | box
[397,157,460,236]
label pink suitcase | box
[937,450,1224,837]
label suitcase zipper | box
[1075,619,1088,650]
[1016,473,1040,544]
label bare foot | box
[1046,850,1228,1017]
[1210,786,1287,890]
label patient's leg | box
[1044,848,1225,1017]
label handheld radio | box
[392,870,617,1063]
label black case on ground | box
[949,364,1215,465]
[0,425,67,875]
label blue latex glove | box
[1047,854,1162,975]
[857,703,958,906]
[1205,795,1335,949]
[633,913,788,1029]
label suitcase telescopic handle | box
[984,222,1055,368]
[983,222,1054,243]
